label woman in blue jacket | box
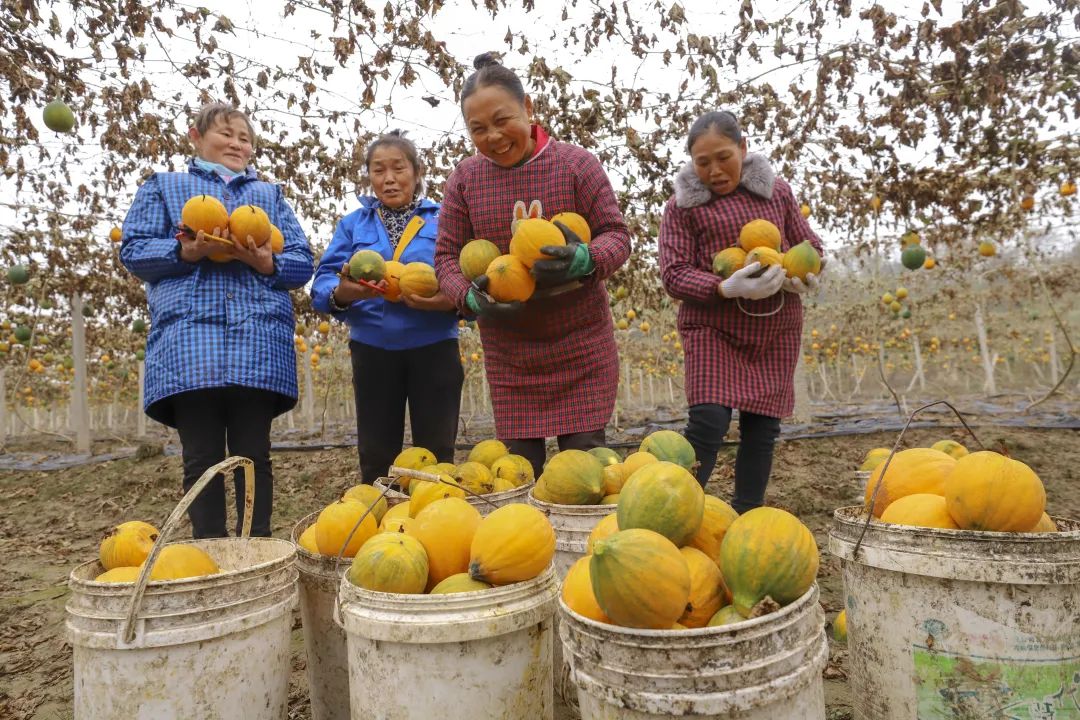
[120,102,314,539]
[311,131,463,483]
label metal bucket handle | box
[855,399,985,557]
[330,465,500,575]
[120,456,255,644]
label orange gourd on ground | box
[485,254,535,303]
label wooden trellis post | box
[0,369,6,448]
[974,304,997,396]
[303,349,315,431]
[71,293,91,454]
[137,361,147,437]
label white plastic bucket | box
[560,585,828,719]
[526,490,614,579]
[830,506,1080,719]
[292,511,349,720]
[66,457,298,720]
[338,565,559,720]
[527,489,615,715]
[467,480,535,514]
[379,472,534,516]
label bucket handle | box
[330,466,501,575]
[854,400,985,557]
[120,456,255,645]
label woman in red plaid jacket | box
[658,110,824,512]
[434,53,631,476]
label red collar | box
[528,124,550,159]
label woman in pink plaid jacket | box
[434,53,631,476]
[658,110,825,512]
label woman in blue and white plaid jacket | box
[120,102,314,539]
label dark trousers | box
[172,387,278,539]
[351,338,464,484]
[508,429,607,479]
[684,404,781,513]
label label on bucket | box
[913,647,1080,719]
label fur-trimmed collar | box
[673,152,776,208]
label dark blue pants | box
[172,386,278,539]
[684,404,781,513]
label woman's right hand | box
[718,263,786,300]
[178,227,224,262]
[333,262,386,304]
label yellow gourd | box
[407,498,482,590]
[678,547,728,628]
[315,499,378,558]
[562,555,610,623]
[347,532,429,594]
[944,452,1046,532]
[469,503,555,585]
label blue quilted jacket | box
[120,161,314,426]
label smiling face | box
[189,114,253,172]
[368,145,419,209]
[690,127,747,197]
[462,84,535,168]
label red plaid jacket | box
[434,136,630,439]
[658,155,823,418]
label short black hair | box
[461,52,526,110]
[687,110,742,153]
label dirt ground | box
[1,423,1078,720]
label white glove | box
[782,273,819,295]
[719,263,786,300]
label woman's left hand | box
[402,289,456,312]
[232,235,276,275]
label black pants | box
[351,338,464,484]
[508,429,607,479]
[684,404,781,513]
[172,387,279,539]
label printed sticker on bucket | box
[914,648,1080,719]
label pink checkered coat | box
[658,154,823,418]
[435,137,630,440]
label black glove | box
[465,274,524,319]
[530,221,595,287]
